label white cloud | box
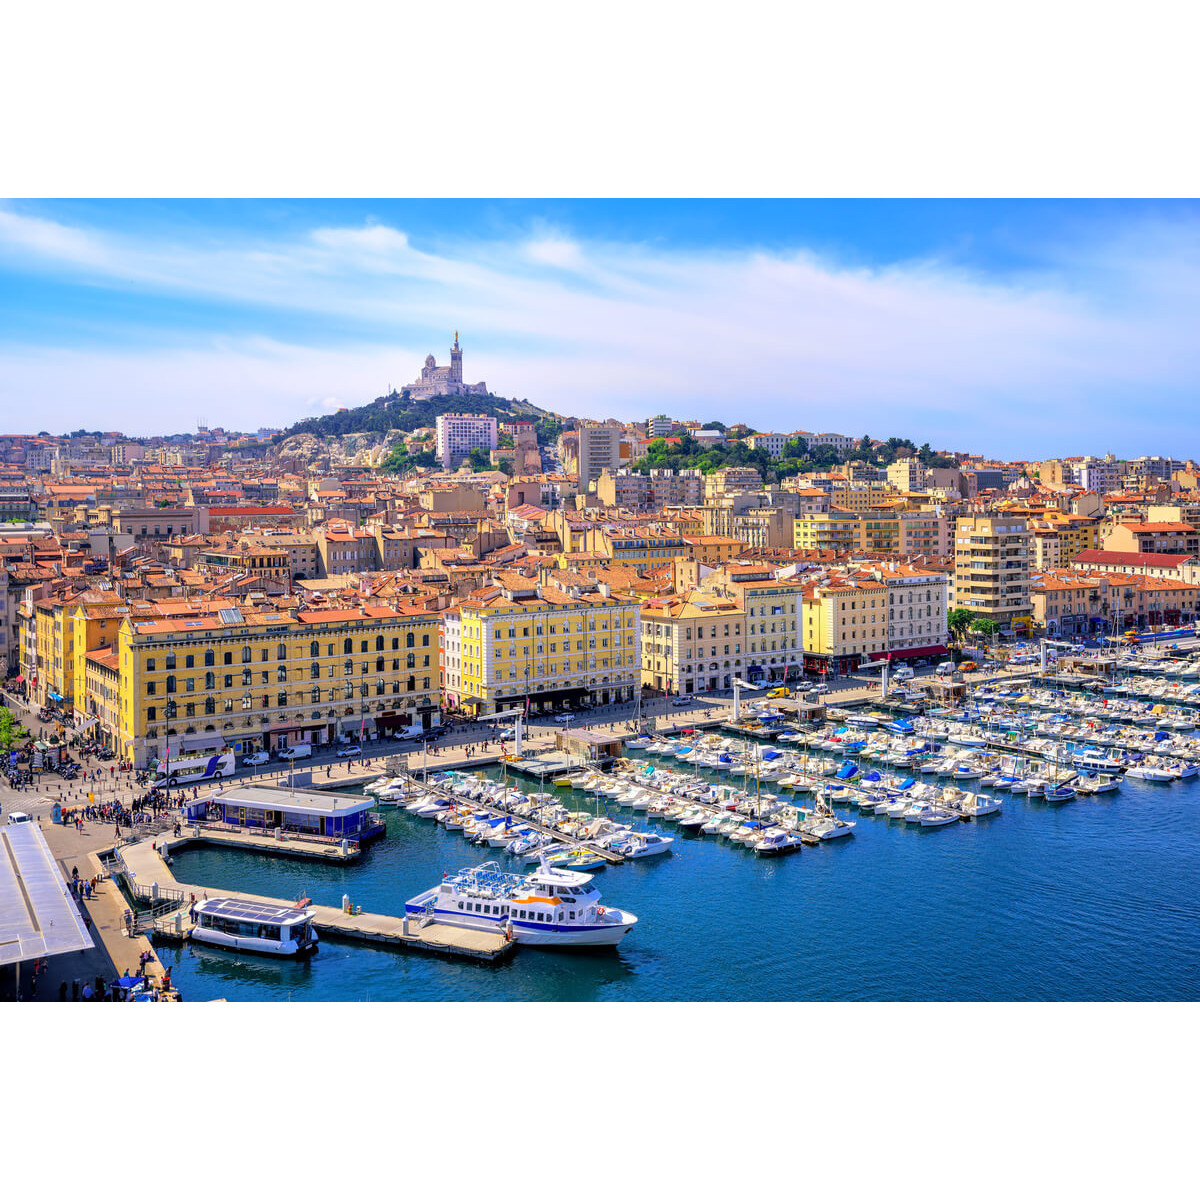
[523,235,585,270]
[1,205,1199,453]
[0,209,112,270]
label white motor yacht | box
[959,792,1003,816]
[407,857,638,947]
[754,828,802,855]
[802,815,855,840]
[919,806,960,826]
[1125,764,1175,782]
[605,831,673,858]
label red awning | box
[873,645,947,661]
[14,675,23,683]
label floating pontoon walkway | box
[116,836,515,963]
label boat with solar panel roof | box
[405,855,638,947]
[191,896,319,956]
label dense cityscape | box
[4,330,1200,1004]
[2,333,1198,758]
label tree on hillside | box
[947,608,974,643]
[382,445,437,474]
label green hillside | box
[279,390,559,442]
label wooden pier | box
[118,836,515,964]
[175,823,363,861]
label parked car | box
[336,745,362,758]
[242,752,270,766]
[806,683,830,695]
[554,714,575,723]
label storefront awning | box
[48,691,64,702]
[871,645,947,661]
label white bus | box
[153,751,235,786]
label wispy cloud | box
[1,203,1198,453]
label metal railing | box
[184,817,369,849]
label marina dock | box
[114,835,516,963]
[175,823,363,861]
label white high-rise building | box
[436,412,498,469]
[578,422,622,487]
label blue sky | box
[1,199,1198,455]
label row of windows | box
[457,900,580,923]
[490,619,631,638]
[144,679,432,718]
[643,624,742,639]
[146,656,430,693]
[144,633,431,671]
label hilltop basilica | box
[404,333,489,400]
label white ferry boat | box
[405,857,638,947]
[191,896,319,957]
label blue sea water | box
[158,754,1200,1002]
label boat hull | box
[191,928,319,957]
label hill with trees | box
[278,389,558,443]
[633,432,959,481]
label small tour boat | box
[191,896,319,957]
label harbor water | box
[158,753,1200,1002]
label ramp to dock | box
[118,836,514,963]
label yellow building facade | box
[441,578,640,715]
[802,576,889,672]
[115,603,441,768]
